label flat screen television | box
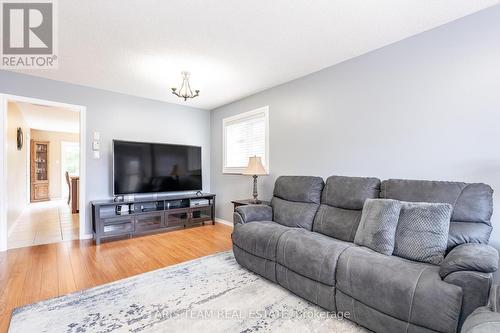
[113,140,202,195]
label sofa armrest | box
[233,204,273,225]
[439,243,498,279]
[444,271,492,329]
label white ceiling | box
[11,0,500,110]
[15,102,80,133]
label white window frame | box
[222,106,269,174]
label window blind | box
[223,107,268,173]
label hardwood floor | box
[0,223,233,333]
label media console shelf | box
[91,193,215,244]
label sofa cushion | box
[276,264,337,311]
[313,205,362,242]
[232,245,277,282]
[322,175,381,209]
[337,246,463,333]
[271,176,323,230]
[394,202,452,264]
[276,228,353,286]
[448,222,492,249]
[271,197,319,230]
[354,198,402,255]
[313,175,381,241]
[381,179,493,250]
[232,220,291,261]
[273,175,324,204]
[336,290,441,333]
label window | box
[223,106,269,174]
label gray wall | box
[210,6,500,248]
[0,71,210,235]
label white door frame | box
[0,93,88,252]
[25,130,31,205]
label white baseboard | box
[215,218,233,227]
[7,214,22,236]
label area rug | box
[9,251,368,332]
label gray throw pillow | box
[393,201,452,265]
[354,199,402,255]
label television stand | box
[91,193,215,244]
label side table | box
[231,199,271,211]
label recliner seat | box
[276,229,353,311]
[337,246,462,333]
[232,175,498,333]
[232,220,290,281]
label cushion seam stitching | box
[406,267,428,333]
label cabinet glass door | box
[167,209,189,227]
[35,143,48,181]
[190,206,212,223]
[135,212,164,232]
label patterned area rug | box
[9,251,368,332]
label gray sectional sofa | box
[231,175,499,333]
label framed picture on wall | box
[17,127,23,150]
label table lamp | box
[243,156,268,204]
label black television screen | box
[113,140,202,195]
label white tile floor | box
[8,199,79,249]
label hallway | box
[8,200,79,249]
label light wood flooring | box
[0,222,233,332]
[8,200,79,249]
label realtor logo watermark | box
[1,0,58,68]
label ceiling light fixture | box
[171,71,200,101]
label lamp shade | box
[243,156,268,175]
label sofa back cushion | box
[381,179,493,250]
[313,176,381,241]
[271,176,324,230]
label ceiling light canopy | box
[171,71,200,101]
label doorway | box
[0,94,86,251]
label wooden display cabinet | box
[30,140,50,202]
